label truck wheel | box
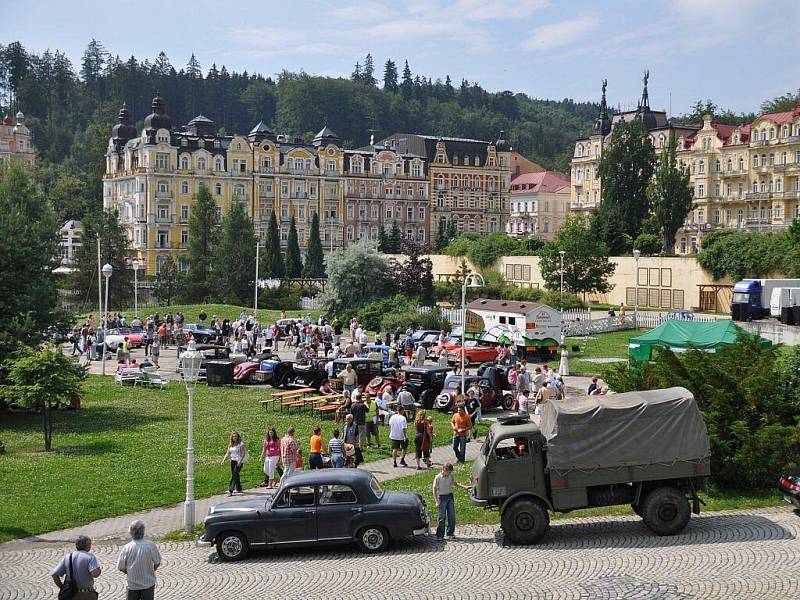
[631,503,642,517]
[216,530,249,561]
[641,486,690,536]
[501,498,549,545]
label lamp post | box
[101,263,112,376]
[132,260,140,318]
[461,272,484,403]
[180,340,203,534]
[558,250,566,308]
[254,242,260,319]
[633,249,641,328]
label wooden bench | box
[270,388,317,413]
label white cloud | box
[227,27,342,57]
[522,16,600,52]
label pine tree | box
[389,220,402,253]
[383,59,398,92]
[400,60,413,100]
[185,183,217,301]
[648,132,695,253]
[262,210,284,278]
[212,200,258,304]
[377,225,389,253]
[284,216,303,277]
[434,217,448,251]
[362,53,377,86]
[303,212,325,277]
[351,61,362,83]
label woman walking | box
[309,427,324,469]
[221,432,247,496]
[328,429,345,468]
[259,428,281,488]
[413,410,432,469]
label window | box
[346,226,354,241]
[181,229,188,244]
[215,206,222,223]
[215,183,222,196]
[327,159,335,172]
[197,158,206,171]
[753,156,759,168]
[263,157,272,171]
[698,184,704,197]
[386,207,392,220]
[407,207,413,221]
[347,204,354,218]
[180,156,189,170]
[777,179,783,192]
[412,162,421,177]
[180,205,189,222]
[768,154,774,166]
[419,206,425,221]
[156,154,168,169]
[181,181,189,195]
[274,486,316,508]
[215,158,223,171]
[698,160,705,174]
[157,181,169,193]
[715,160,720,172]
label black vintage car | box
[198,469,430,561]
[401,365,452,409]
[434,374,514,412]
[282,358,329,389]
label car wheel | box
[501,498,549,545]
[435,395,452,412]
[357,526,389,553]
[501,393,514,411]
[216,531,249,561]
[248,371,260,385]
[640,486,690,536]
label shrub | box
[380,307,451,334]
[258,285,301,311]
[356,296,416,332]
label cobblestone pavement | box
[1,507,797,599]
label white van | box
[769,287,800,318]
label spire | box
[599,78,608,120]
[639,69,650,110]
[591,78,611,137]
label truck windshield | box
[732,292,750,303]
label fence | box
[298,296,322,311]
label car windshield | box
[370,475,384,499]
[117,327,130,333]
[130,326,143,333]
[482,431,494,456]
[444,379,462,390]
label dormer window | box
[453,155,459,165]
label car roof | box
[403,365,452,373]
[333,357,383,365]
[282,468,373,487]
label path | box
[2,507,798,599]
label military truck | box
[470,387,710,544]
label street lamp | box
[633,249,641,328]
[180,340,203,535]
[461,272,484,403]
[132,260,141,318]
[101,263,112,376]
[558,250,566,308]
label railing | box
[298,296,322,311]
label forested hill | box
[1,41,597,200]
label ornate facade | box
[507,171,570,240]
[104,95,510,275]
[0,111,35,166]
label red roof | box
[510,171,569,194]
[756,103,800,126]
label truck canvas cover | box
[539,387,710,471]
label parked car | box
[399,366,452,409]
[332,357,386,388]
[233,351,281,385]
[177,344,230,380]
[430,340,499,366]
[183,323,220,344]
[362,344,396,368]
[434,374,514,412]
[410,329,442,350]
[282,358,329,389]
[777,471,800,511]
[667,310,694,321]
[198,469,430,561]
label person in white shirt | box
[414,344,427,367]
[354,326,363,343]
[379,386,395,424]
[388,407,408,467]
[517,391,529,416]
[51,535,101,599]
[117,520,161,600]
[438,347,450,367]
[325,358,335,380]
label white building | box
[508,171,570,240]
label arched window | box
[726,159,732,172]
[452,155,459,165]
[782,125,788,138]
[474,156,480,166]
[698,160,705,174]
[197,157,206,171]
[215,183,222,195]
[180,156,189,170]
[215,158,223,171]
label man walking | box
[52,535,101,599]
[450,403,472,464]
[280,427,299,479]
[343,414,363,466]
[349,393,368,451]
[432,463,470,540]
[116,520,161,600]
[388,406,408,468]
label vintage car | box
[331,357,386,388]
[177,344,230,380]
[183,323,220,344]
[104,327,143,350]
[777,471,800,511]
[282,358,330,390]
[410,329,442,350]
[477,363,514,394]
[232,351,282,385]
[362,344,398,368]
[434,374,515,412]
[398,366,452,409]
[430,340,499,366]
[198,469,430,561]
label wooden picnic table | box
[260,387,318,412]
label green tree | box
[434,217,448,251]
[284,216,302,277]
[760,88,800,113]
[388,220,402,253]
[318,242,391,317]
[3,345,86,451]
[72,208,132,311]
[262,210,284,279]
[0,163,60,370]
[633,233,662,256]
[303,212,325,277]
[538,216,616,300]
[152,256,183,305]
[445,219,457,243]
[212,200,257,304]
[377,225,389,253]
[391,239,434,305]
[596,118,655,254]
[383,59,398,93]
[400,60,413,101]
[362,53,377,87]
[185,183,217,301]
[648,132,694,253]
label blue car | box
[363,343,393,367]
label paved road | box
[2,507,797,599]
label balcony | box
[289,193,309,199]
[155,190,173,200]
[436,184,449,191]
[288,168,311,175]
[745,192,772,200]
[324,169,338,177]
[720,169,745,178]
[753,139,768,147]
[324,193,340,201]
[154,213,176,224]
[786,136,800,144]
[260,166,276,174]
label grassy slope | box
[0,376,453,542]
[382,461,783,526]
[80,304,317,325]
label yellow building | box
[0,111,35,166]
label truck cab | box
[731,279,764,321]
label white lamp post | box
[558,250,566,309]
[461,272,484,403]
[633,249,641,328]
[101,263,112,376]
[132,260,141,318]
[180,340,203,534]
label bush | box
[444,233,541,269]
[602,340,800,489]
[633,233,662,255]
[356,296,416,332]
[380,307,451,334]
[257,285,301,311]
[433,274,586,310]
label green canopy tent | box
[628,319,771,363]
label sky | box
[4,0,800,116]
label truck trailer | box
[731,278,800,321]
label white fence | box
[299,296,322,311]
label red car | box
[117,326,144,348]
[430,340,499,365]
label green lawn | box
[546,329,635,376]
[0,376,454,542]
[383,461,784,526]
[80,303,316,325]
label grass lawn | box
[0,376,456,542]
[382,461,784,527]
[545,329,636,376]
[79,303,317,325]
